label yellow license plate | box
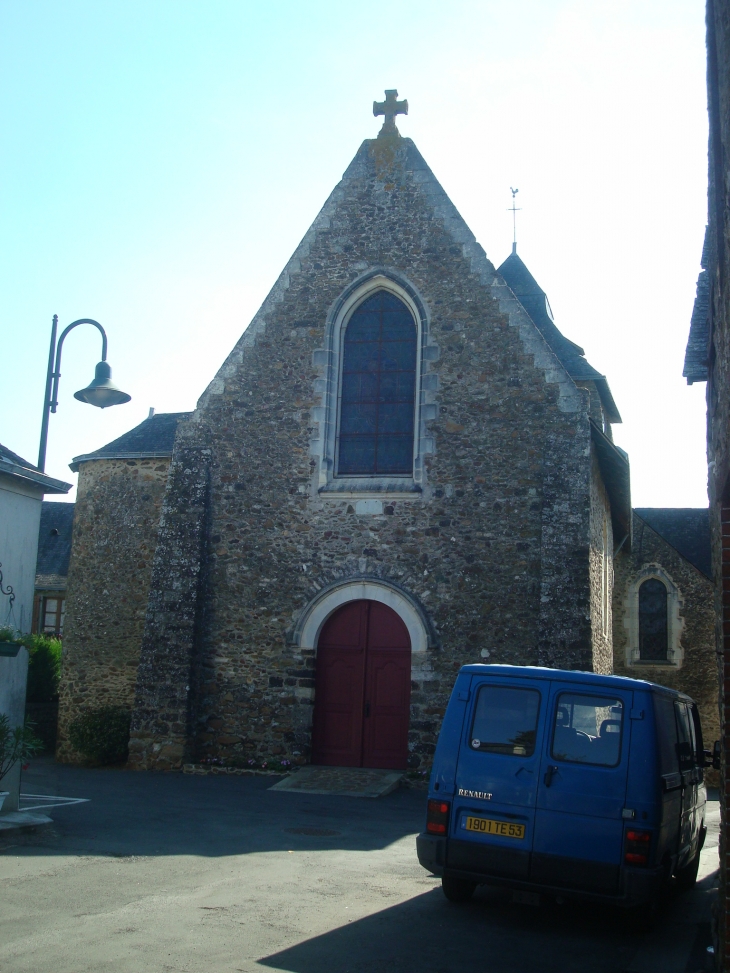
[463,816,525,839]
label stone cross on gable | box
[373,89,408,138]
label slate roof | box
[683,226,713,385]
[35,501,75,587]
[0,442,71,494]
[0,443,39,470]
[497,250,621,422]
[634,508,712,578]
[70,412,191,471]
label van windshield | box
[470,685,540,757]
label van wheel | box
[441,875,477,903]
[675,848,701,891]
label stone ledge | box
[269,766,403,798]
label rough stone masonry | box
[117,126,618,772]
[56,107,629,772]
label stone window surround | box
[623,564,685,669]
[311,269,439,499]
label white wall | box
[0,473,43,635]
[0,648,29,810]
[0,474,42,811]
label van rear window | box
[674,701,695,772]
[551,694,623,767]
[654,695,679,775]
[469,686,540,757]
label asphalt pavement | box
[0,759,718,973]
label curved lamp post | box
[37,314,131,472]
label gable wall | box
[128,138,597,771]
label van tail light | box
[426,799,451,835]
[624,829,651,866]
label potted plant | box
[0,714,43,811]
[0,626,24,658]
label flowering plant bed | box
[401,769,430,789]
[183,757,297,777]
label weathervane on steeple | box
[509,187,521,254]
[373,90,408,138]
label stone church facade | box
[58,103,632,772]
[612,508,717,761]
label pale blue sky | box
[0,0,709,505]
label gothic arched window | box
[337,291,417,476]
[638,578,668,661]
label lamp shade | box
[74,361,132,409]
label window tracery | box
[310,270,437,496]
[638,577,669,661]
[338,291,417,476]
[623,566,683,668]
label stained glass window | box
[638,578,668,661]
[338,291,416,476]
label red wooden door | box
[311,600,411,770]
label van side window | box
[469,686,540,757]
[674,701,694,772]
[690,704,704,765]
[654,695,680,775]
[550,693,623,767]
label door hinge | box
[457,690,470,701]
[630,709,645,720]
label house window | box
[337,291,417,476]
[34,594,65,637]
[638,578,668,661]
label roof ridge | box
[70,411,193,471]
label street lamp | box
[37,315,131,472]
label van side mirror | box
[712,740,721,771]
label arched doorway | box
[311,599,411,770]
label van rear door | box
[450,677,547,881]
[675,700,703,870]
[532,683,632,894]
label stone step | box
[269,765,403,798]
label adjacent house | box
[0,442,70,810]
[33,501,75,637]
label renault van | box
[416,665,710,907]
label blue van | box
[417,665,711,907]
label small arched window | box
[638,578,668,661]
[337,291,417,476]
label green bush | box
[22,634,62,702]
[0,715,44,785]
[68,706,131,765]
[0,627,15,642]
